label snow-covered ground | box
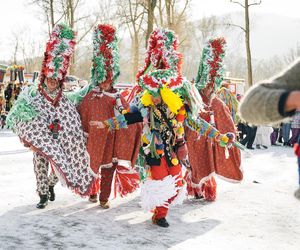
[0,129,299,250]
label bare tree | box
[117,0,146,80]
[75,0,119,80]
[20,37,43,73]
[182,16,219,79]
[29,0,64,34]
[10,31,21,65]
[283,43,300,65]
[230,0,262,87]
[29,0,117,78]
[253,43,300,83]
[156,0,164,26]
[55,0,100,74]
[196,16,219,47]
[142,0,157,47]
[165,0,189,32]
[155,0,191,53]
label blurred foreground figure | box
[239,58,300,200]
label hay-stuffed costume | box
[6,24,96,208]
[185,38,243,201]
[92,29,234,227]
[77,24,142,208]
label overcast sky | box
[1,0,300,61]
[191,0,300,19]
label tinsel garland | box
[91,24,120,86]
[138,69,183,96]
[195,37,226,91]
[41,23,76,83]
[136,28,182,83]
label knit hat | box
[40,23,76,86]
[91,24,120,86]
[195,37,226,91]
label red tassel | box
[201,177,217,201]
[114,166,140,197]
[184,171,201,196]
[88,177,101,195]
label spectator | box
[289,111,300,145]
[0,110,6,129]
[254,125,273,149]
[240,124,257,150]
[282,122,292,146]
[4,83,13,112]
[270,124,281,146]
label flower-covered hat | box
[195,37,226,91]
[91,24,120,86]
[40,23,76,86]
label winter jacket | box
[239,58,300,125]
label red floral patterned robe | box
[185,95,243,201]
[78,88,142,202]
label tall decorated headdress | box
[7,24,76,128]
[195,37,226,91]
[91,24,120,86]
[136,28,182,82]
[137,27,203,117]
[39,23,76,87]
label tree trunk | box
[245,0,253,87]
[50,0,55,28]
[132,33,139,81]
[69,0,75,28]
[165,0,172,28]
[145,0,157,48]
[13,40,19,65]
[158,0,164,26]
[67,0,76,75]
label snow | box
[0,129,299,250]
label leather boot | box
[194,193,204,200]
[88,194,98,203]
[153,217,169,228]
[152,210,169,228]
[49,186,55,201]
[36,194,48,209]
[100,201,110,209]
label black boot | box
[36,194,48,209]
[49,186,55,201]
[194,193,204,200]
[153,218,170,228]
